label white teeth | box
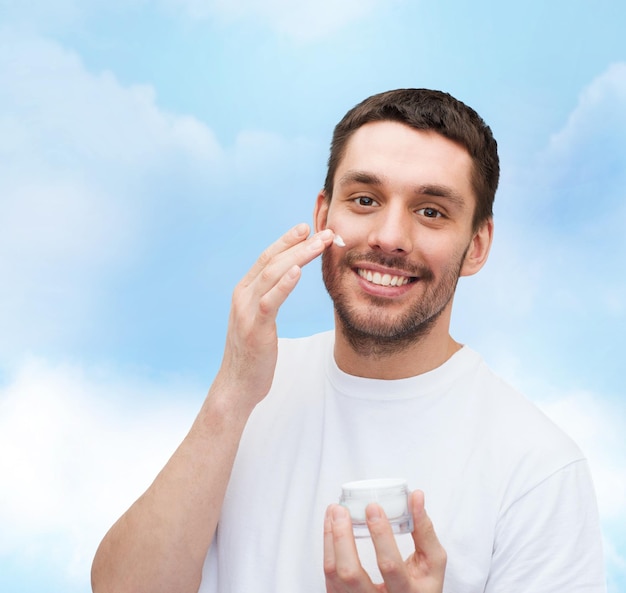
[358,269,410,287]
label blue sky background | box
[0,1,624,591]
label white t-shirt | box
[199,331,605,592]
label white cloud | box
[544,63,626,168]
[1,0,403,41]
[0,1,83,33]
[530,64,626,326]
[0,357,200,585]
[167,0,402,41]
[0,32,222,172]
[0,26,316,573]
[0,31,224,359]
[528,62,626,231]
[456,63,626,347]
[0,29,326,362]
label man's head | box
[323,89,499,231]
[315,90,497,360]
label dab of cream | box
[333,234,346,247]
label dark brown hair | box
[323,89,499,230]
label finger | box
[243,225,334,291]
[231,227,333,335]
[366,503,410,592]
[409,491,447,572]
[325,504,372,592]
[241,223,309,287]
[254,264,302,325]
[323,507,337,581]
[237,229,334,320]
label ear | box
[313,191,330,233]
[460,218,494,277]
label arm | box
[324,490,447,593]
[91,224,336,593]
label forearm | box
[91,384,253,593]
[91,225,335,593]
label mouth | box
[356,268,415,287]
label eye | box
[417,207,443,218]
[354,196,378,207]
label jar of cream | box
[339,478,413,538]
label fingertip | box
[330,503,351,524]
[293,222,309,237]
[324,506,333,531]
[317,228,334,241]
[365,502,384,523]
[409,490,426,526]
[411,488,424,506]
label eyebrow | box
[417,183,467,208]
[337,170,468,209]
[337,170,384,187]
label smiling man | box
[92,90,606,593]
[317,120,491,371]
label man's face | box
[315,121,489,355]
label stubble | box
[322,247,468,358]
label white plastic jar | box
[339,478,413,538]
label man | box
[92,89,605,593]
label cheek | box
[325,216,363,248]
[418,236,469,271]
[324,203,390,248]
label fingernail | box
[331,505,349,524]
[294,223,308,236]
[366,504,382,522]
[324,508,332,530]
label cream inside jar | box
[339,478,413,538]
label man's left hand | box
[323,490,447,593]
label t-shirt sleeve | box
[484,458,606,593]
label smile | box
[357,268,413,287]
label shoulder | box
[462,349,586,495]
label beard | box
[322,246,468,358]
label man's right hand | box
[91,223,336,593]
[213,223,336,414]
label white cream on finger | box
[333,234,346,247]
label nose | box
[367,203,413,254]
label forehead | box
[335,121,475,202]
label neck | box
[332,309,462,380]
